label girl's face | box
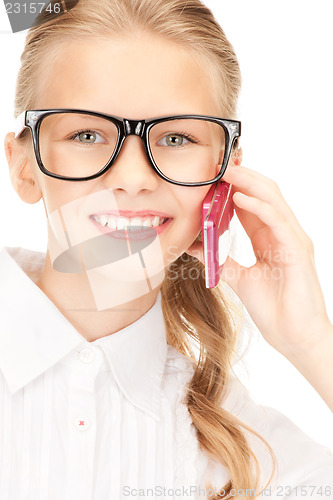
[12,34,224,281]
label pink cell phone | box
[202,181,234,288]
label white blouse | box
[0,246,332,500]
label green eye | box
[79,132,96,143]
[165,134,187,147]
[69,129,107,144]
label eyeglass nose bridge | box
[111,118,153,173]
[123,119,145,137]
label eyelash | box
[161,132,199,144]
[68,129,105,142]
[66,130,199,145]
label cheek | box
[26,141,83,209]
[31,152,90,217]
[40,176,85,216]
[181,185,210,213]
[175,185,210,234]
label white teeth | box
[129,217,148,232]
[100,215,108,227]
[131,217,145,227]
[142,218,152,228]
[151,216,160,227]
[116,217,129,230]
[93,214,168,231]
[107,217,117,230]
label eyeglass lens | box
[39,113,227,182]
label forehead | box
[36,34,220,118]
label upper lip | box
[91,210,173,218]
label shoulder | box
[0,246,45,284]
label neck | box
[35,250,161,342]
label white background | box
[0,1,332,449]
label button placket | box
[66,346,101,499]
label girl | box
[1,0,333,498]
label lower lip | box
[89,216,173,240]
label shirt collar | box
[0,246,168,422]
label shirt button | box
[74,416,91,431]
[78,348,95,363]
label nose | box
[100,132,160,196]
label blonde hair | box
[14,0,278,496]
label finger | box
[223,165,282,204]
[229,182,282,243]
[232,195,268,241]
[219,255,246,295]
[232,191,307,250]
[223,165,306,239]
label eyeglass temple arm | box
[14,111,27,139]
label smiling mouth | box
[90,213,172,231]
[89,214,174,241]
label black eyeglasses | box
[15,108,241,186]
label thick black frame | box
[16,108,241,186]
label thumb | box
[219,255,245,295]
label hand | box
[186,165,332,359]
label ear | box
[230,140,243,167]
[4,132,43,204]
